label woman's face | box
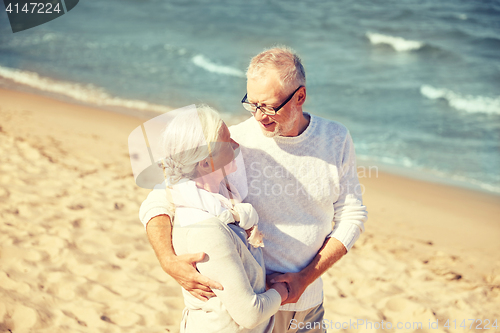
[211,123,239,176]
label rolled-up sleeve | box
[139,185,173,229]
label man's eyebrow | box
[248,96,276,107]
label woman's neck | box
[194,172,223,193]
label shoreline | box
[357,157,500,198]
[1,87,499,331]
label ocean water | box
[1,0,499,194]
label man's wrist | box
[296,269,313,289]
[160,254,178,273]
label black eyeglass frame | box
[241,85,304,116]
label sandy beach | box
[1,88,499,332]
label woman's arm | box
[187,219,285,329]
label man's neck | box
[297,112,311,136]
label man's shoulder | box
[228,116,256,142]
[310,114,350,141]
[229,116,254,131]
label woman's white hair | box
[246,45,306,93]
[159,105,224,186]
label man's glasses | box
[241,86,303,116]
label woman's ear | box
[196,158,211,175]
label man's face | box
[246,70,301,138]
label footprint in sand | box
[379,296,440,332]
[1,303,38,331]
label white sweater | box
[140,113,368,311]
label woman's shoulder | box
[189,217,228,228]
[184,217,237,245]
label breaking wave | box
[366,32,424,52]
[0,66,171,113]
[420,85,500,115]
[192,54,245,77]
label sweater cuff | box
[267,288,283,309]
[142,208,172,229]
[329,222,361,252]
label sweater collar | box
[271,112,316,144]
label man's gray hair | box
[246,46,306,93]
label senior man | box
[140,46,367,333]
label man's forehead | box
[247,67,280,84]
[246,72,283,102]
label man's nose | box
[253,107,269,122]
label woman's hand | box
[269,272,308,305]
[245,226,254,238]
[270,282,289,304]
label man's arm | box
[145,214,224,301]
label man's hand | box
[269,237,348,305]
[266,272,283,290]
[146,215,223,302]
[270,272,308,305]
[165,252,224,302]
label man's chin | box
[260,128,279,137]
[259,123,279,137]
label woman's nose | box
[230,140,240,159]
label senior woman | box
[158,105,288,333]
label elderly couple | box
[139,47,367,333]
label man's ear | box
[296,87,306,107]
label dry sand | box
[0,88,499,333]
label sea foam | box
[192,55,245,78]
[366,32,424,52]
[0,66,171,114]
[420,84,500,115]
